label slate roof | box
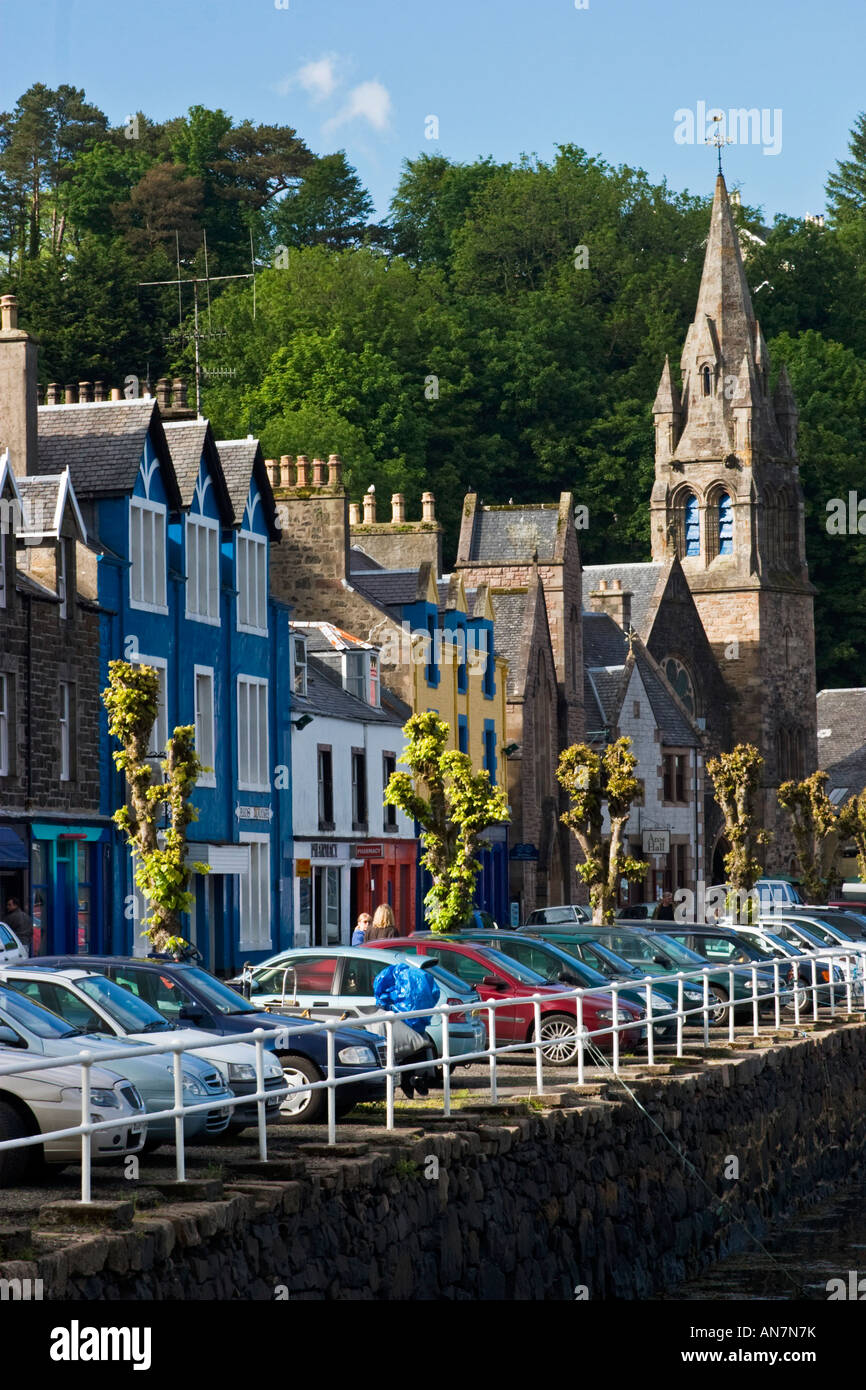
[215,438,280,539]
[582,611,699,748]
[163,420,234,523]
[36,401,180,507]
[349,546,383,572]
[350,568,420,612]
[467,505,562,564]
[15,476,62,536]
[490,590,532,696]
[816,690,866,798]
[582,562,666,638]
[292,655,403,725]
[634,649,699,748]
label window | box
[368,653,380,707]
[237,532,267,634]
[684,493,700,557]
[292,635,308,697]
[458,717,469,755]
[194,667,216,786]
[0,529,5,609]
[383,753,398,829]
[317,746,334,828]
[663,752,688,803]
[59,681,72,781]
[129,499,167,610]
[662,658,697,717]
[239,833,271,950]
[483,725,497,786]
[186,515,220,622]
[456,624,468,694]
[57,538,71,620]
[352,749,368,828]
[237,677,269,791]
[483,628,495,697]
[718,492,733,555]
[701,364,712,396]
[345,651,365,701]
[426,615,438,686]
[0,673,9,775]
[130,656,167,759]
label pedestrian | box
[4,897,34,954]
[366,903,398,941]
[653,891,676,922]
[351,911,372,946]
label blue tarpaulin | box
[372,960,440,1034]
[0,827,28,868]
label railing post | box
[793,962,801,1026]
[676,974,684,1058]
[773,960,780,1030]
[728,967,735,1043]
[844,954,853,1014]
[254,1030,267,1161]
[811,956,819,1021]
[827,956,837,1016]
[80,1054,92,1205]
[533,999,544,1095]
[611,985,620,1074]
[488,1005,498,1102]
[385,1019,395,1131]
[576,992,585,1085]
[326,1026,336,1147]
[441,1002,452,1116]
[702,969,710,1047]
[643,981,654,1067]
[751,964,759,1037]
[173,1050,185,1183]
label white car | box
[0,966,286,1133]
[0,921,29,963]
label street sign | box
[295,859,311,878]
[642,830,670,855]
[509,843,539,861]
[355,843,384,860]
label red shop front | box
[351,838,418,936]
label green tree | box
[272,151,378,251]
[837,792,866,884]
[827,111,866,223]
[777,771,840,903]
[102,660,208,954]
[384,712,509,934]
[557,737,646,925]
[706,745,770,907]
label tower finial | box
[706,113,733,176]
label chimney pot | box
[598,580,608,592]
[64,384,78,405]
[279,454,292,488]
[265,458,279,489]
[295,454,309,487]
[46,383,60,405]
[78,381,92,403]
[110,388,122,401]
[363,490,377,524]
[349,502,361,526]
[156,377,171,407]
[327,453,343,488]
[93,380,106,402]
[172,377,187,408]
[421,491,436,522]
[311,457,325,486]
[391,492,405,523]
[0,295,18,331]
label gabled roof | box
[816,689,866,798]
[163,420,234,524]
[36,400,181,508]
[582,611,700,748]
[16,469,87,542]
[582,562,667,639]
[465,503,562,564]
[292,655,403,726]
[214,437,280,539]
[349,545,384,572]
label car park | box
[0,1048,146,1186]
[441,930,677,1038]
[0,968,243,1142]
[362,936,646,1061]
[230,946,487,1067]
[762,914,865,956]
[37,955,387,1125]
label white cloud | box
[324,80,392,135]
[276,53,339,102]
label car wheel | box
[0,1100,32,1186]
[783,986,808,1013]
[707,987,728,1025]
[278,1055,326,1124]
[536,1013,581,1065]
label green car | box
[518,925,777,1024]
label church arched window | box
[718,492,733,554]
[701,365,712,396]
[684,493,700,556]
[662,657,697,717]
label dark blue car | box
[35,955,386,1124]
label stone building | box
[648,174,817,877]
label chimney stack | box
[391,493,405,523]
[363,490,376,524]
[589,577,632,632]
[0,295,39,474]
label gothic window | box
[662,658,697,717]
[783,626,792,669]
[718,492,733,554]
[701,365,712,396]
[535,654,551,806]
[683,492,700,557]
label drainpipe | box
[25,593,32,806]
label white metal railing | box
[0,941,864,1203]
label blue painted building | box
[34,401,292,972]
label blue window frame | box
[426,614,438,687]
[458,716,469,754]
[718,492,733,554]
[684,494,700,557]
[456,623,468,694]
[483,722,497,785]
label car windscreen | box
[473,945,548,985]
[77,975,171,1031]
[0,986,80,1039]
[644,933,709,967]
[179,966,261,1014]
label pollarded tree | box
[102,659,208,955]
[384,711,510,935]
[836,791,866,884]
[777,770,840,903]
[706,744,770,909]
[557,737,646,925]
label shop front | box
[351,838,418,936]
[292,840,352,947]
[29,822,112,955]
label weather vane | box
[706,113,733,175]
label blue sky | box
[0,0,861,222]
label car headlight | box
[89,1088,119,1108]
[338,1046,378,1066]
[227,1062,257,1082]
[182,1072,206,1097]
[264,1057,283,1080]
[683,989,704,1002]
[756,979,773,992]
[651,992,671,1010]
[597,1009,633,1023]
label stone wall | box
[11,1022,866,1302]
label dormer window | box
[292,634,308,697]
[368,652,380,707]
[0,529,6,610]
[701,365,712,396]
[343,649,380,706]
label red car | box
[362,937,645,1062]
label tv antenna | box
[138,228,258,416]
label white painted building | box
[289,623,416,944]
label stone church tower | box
[649,174,817,874]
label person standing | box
[653,891,676,922]
[4,897,34,955]
[366,904,398,941]
[351,912,372,946]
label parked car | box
[517,925,773,1023]
[657,927,805,1011]
[0,921,29,963]
[752,916,864,977]
[362,936,645,1061]
[0,1046,146,1186]
[712,878,802,914]
[523,905,592,929]
[780,907,866,941]
[732,924,844,1002]
[37,955,387,1125]
[0,968,243,1143]
[615,902,669,921]
[519,934,711,1023]
[452,930,678,1038]
[229,946,487,1067]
